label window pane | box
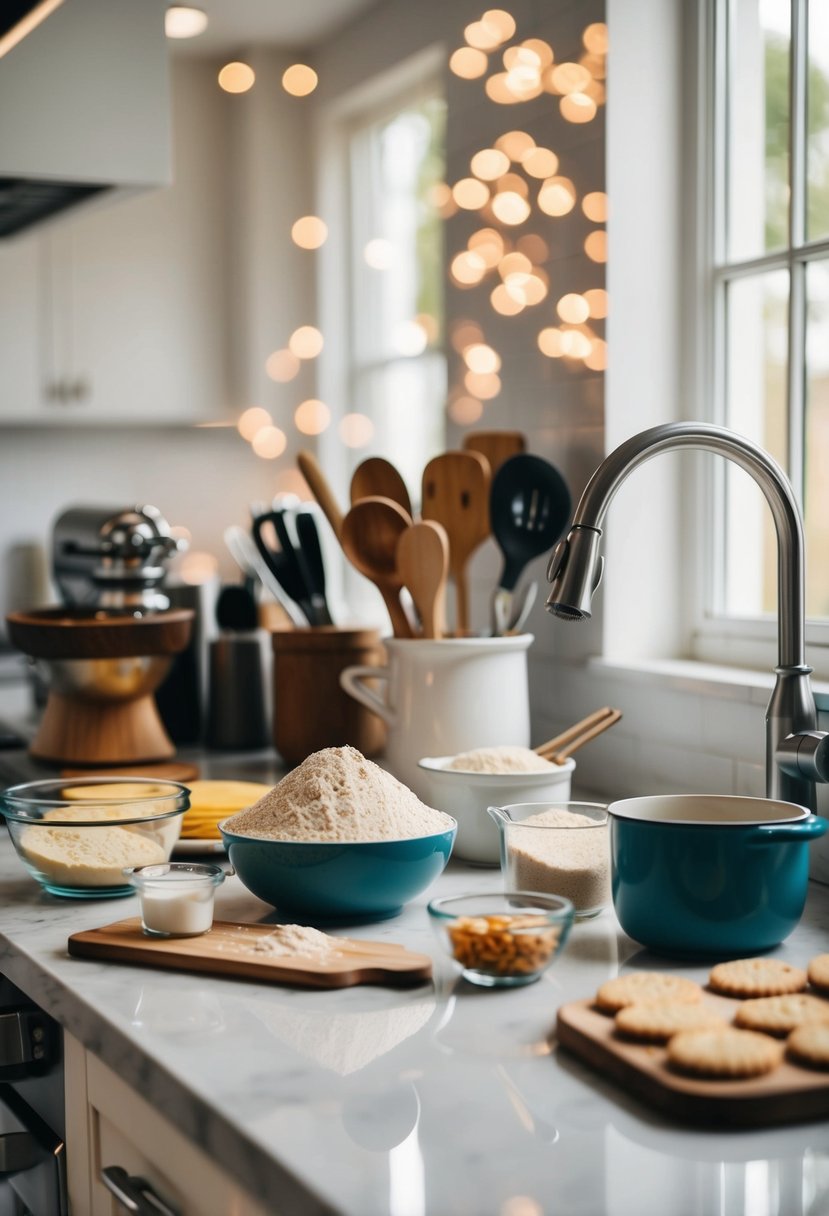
[727,0,790,260]
[807,1,829,241]
[351,356,447,495]
[804,260,829,616]
[722,270,789,616]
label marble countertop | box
[1,832,829,1216]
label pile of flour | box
[446,745,558,774]
[223,746,452,842]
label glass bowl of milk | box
[126,862,226,937]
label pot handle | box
[339,664,395,727]
[747,815,829,845]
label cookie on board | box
[595,972,702,1014]
[807,954,829,995]
[787,1023,829,1070]
[614,1001,726,1043]
[667,1027,783,1079]
[708,958,807,999]
[734,993,829,1037]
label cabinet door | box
[0,234,42,420]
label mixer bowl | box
[42,655,172,702]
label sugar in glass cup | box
[126,862,226,937]
[488,802,610,920]
[428,891,574,987]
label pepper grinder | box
[206,586,269,750]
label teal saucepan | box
[219,820,457,921]
[608,794,827,957]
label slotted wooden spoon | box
[421,450,491,635]
[396,520,449,639]
[341,496,415,638]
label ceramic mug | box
[339,634,532,799]
[609,794,828,957]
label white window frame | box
[691,0,829,677]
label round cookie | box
[808,954,829,995]
[615,1001,727,1043]
[709,958,807,999]
[595,972,702,1014]
[734,993,829,1037]
[787,1023,829,1070]
[667,1027,783,1078]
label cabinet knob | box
[101,1165,180,1215]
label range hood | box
[0,0,171,237]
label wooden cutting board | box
[68,918,433,989]
[60,761,200,782]
[556,995,829,1128]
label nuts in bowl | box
[427,892,574,987]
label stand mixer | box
[6,505,194,766]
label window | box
[707,0,829,649]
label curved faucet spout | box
[546,422,822,808]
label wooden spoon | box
[350,457,413,517]
[297,450,345,542]
[341,496,415,638]
[396,521,449,639]
[421,451,491,635]
[463,430,526,476]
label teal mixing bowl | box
[219,820,457,921]
[609,794,827,957]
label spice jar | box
[125,862,226,937]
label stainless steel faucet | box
[545,422,829,811]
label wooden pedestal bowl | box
[6,609,194,766]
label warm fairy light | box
[482,8,516,42]
[584,338,608,370]
[265,349,300,382]
[560,92,597,123]
[282,64,318,96]
[393,320,429,356]
[451,320,484,352]
[499,251,532,280]
[288,326,324,359]
[582,191,608,222]
[294,399,331,435]
[291,216,328,249]
[364,238,394,269]
[448,395,484,426]
[450,46,488,78]
[585,288,609,319]
[465,16,506,51]
[471,148,510,181]
[469,228,505,268]
[583,22,609,55]
[522,147,559,179]
[537,176,576,217]
[516,233,549,262]
[521,38,554,68]
[485,73,521,105]
[561,330,593,358]
[538,327,565,357]
[495,130,535,162]
[165,6,208,38]
[496,172,529,197]
[491,191,530,225]
[549,62,592,94]
[179,551,219,585]
[503,52,543,98]
[252,425,287,459]
[464,371,501,399]
[583,78,606,105]
[339,413,374,448]
[517,274,548,306]
[451,250,487,286]
[237,406,272,440]
[581,52,607,81]
[557,293,590,324]
[503,44,540,71]
[429,182,452,209]
[464,343,501,374]
[491,283,525,315]
[218,62,255,93]
[453,178,490,209]
[584,230,608,262]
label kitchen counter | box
[1,831,829,1216]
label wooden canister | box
[271,627,387,765]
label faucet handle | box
[777,731,829,785]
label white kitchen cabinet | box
[0,59,230,426]
[65,1034,270,1216]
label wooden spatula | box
[351,457,413,517]
[341,496,415,638]
[396,520,449,639]
[421,451,491,635]
[463,430,527,476]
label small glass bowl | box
[125,862,226,937]
[427,891,574,987]
[1,778,189,899]
[488,801,610,920]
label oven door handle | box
[101,1165,181,1216]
